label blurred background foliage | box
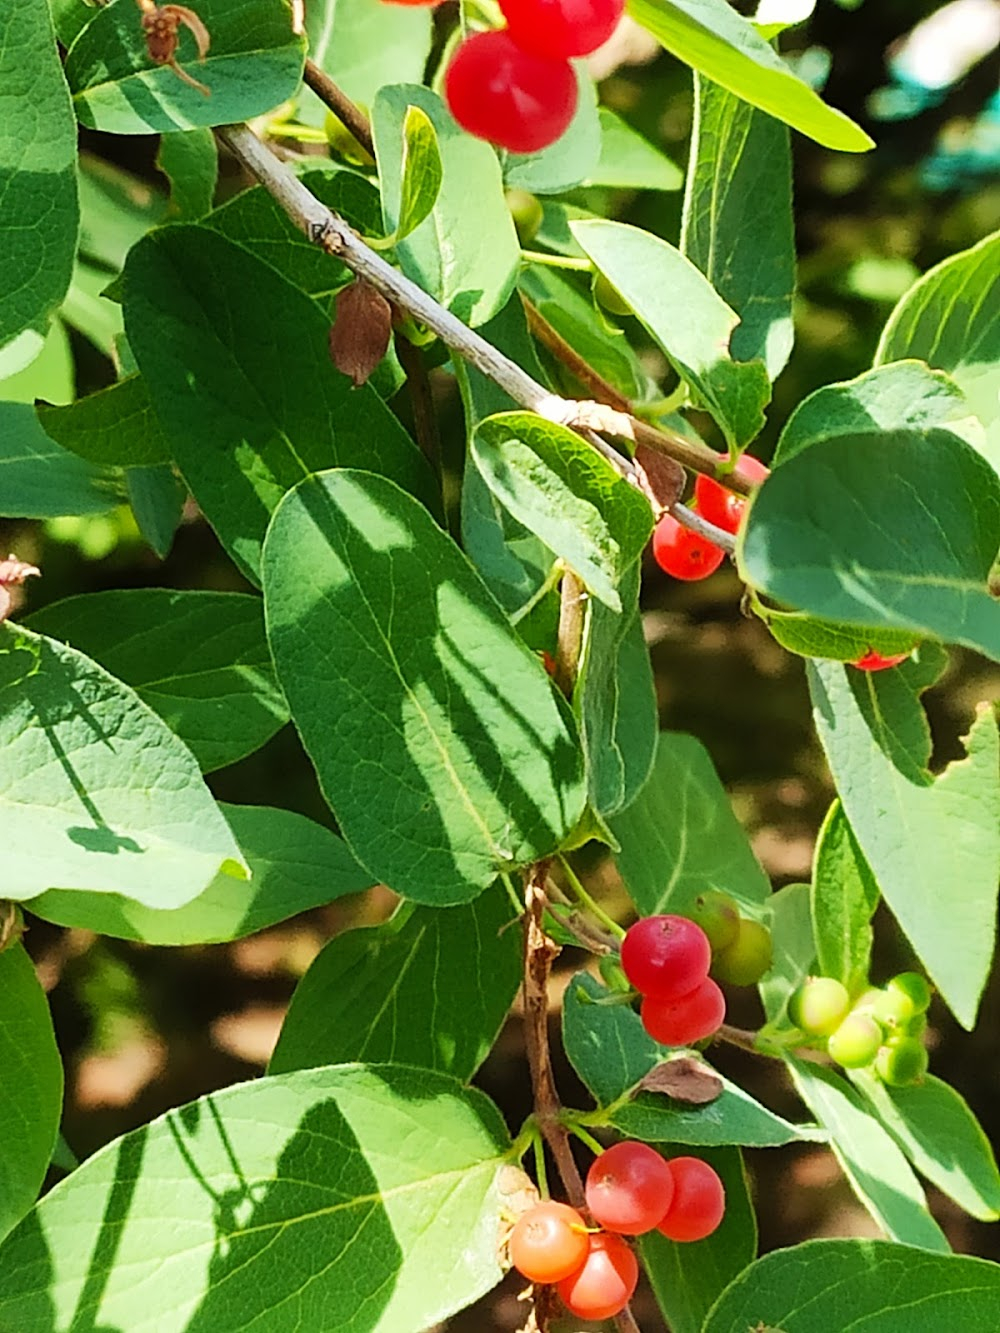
[5,1,1000,1327]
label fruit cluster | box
[443,0,623,153]
[621,914,726,1046]
[789,971,931,1084]
[651,454,768,583]
[510,1142,725,1319]
[692,889,773,988]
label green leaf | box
[0,403,119,518]
[270,888,520,1080]
[472,411,654,611]
[876,230,1000,474]
[49,0,97,47]
[36,375,169,468]
[851,1070,1000,1223]
[811,800,879,993]
[577,563,657,817]
[704,1239,1000,1332]
[0,0,78,359]
[395,105,443,243]
[572,219,771,448]
[0,945,62,1243]
[65,0,306,135]
[297,0,432,124]
[78,152,167,272]
[0,623,247,906]
[627,0,873,152]
[262,469,586,905]
[61,259,124,357]
[808,654,1000,1029]
[157,128,219,219]
[26,589,288,773]
[753,599,922,664]
[611,731,771,917]
[126,464,186,558]
[373,85,519,326]
[563,973,821,1146]
[774,360,985,466]
[787,1058,949,1251]
[739,429,1000,661]
[0,1064,510,1332]
[0,319,74,408]
[29,803,372,945]
[681,74,794,379]
[758,881,813,1024]
[639,1146,756,1333]
[122,225,437,583]
[585,108,683,191]
[504,65,601,195]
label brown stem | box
[394,333,442,478]
[613,1304,643,1333]
[521,294,632,413]
[523,864,585,1210]
[553,570,586,700]
[302,58,375,159]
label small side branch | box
[303,58,375,158]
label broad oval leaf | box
[811,800,879,994]
[28,803,373,945]
[739,429,1000,662]
[627,0,873,152]
[270,887,520,1080]
[473,410,654,611]
[0,404,119,518]
[262,469,586,905]
[0,946,62,1243]
[27,589,288,773]
[0,1064,511,1333]
[0,1,78,358]
[704,1239,1000,1332]
[572,219,771,449]
[64,0,306,134]
[122,225,437,583]
[0,624,247,906]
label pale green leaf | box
[504,65,601,195]
[0,320,74,407]
[396,105,443,242]
[811,799,879,993]
[585,108,683,191]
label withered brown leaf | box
[329,279,393,388]
[638,1056,723,1105]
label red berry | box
[509,1201,589,1284]
[621,915,712,1001]
[585,1141,674,1236]
[557,1231,638,1320]
[641,976,726,1046]
[657,1157,726,1242]
[499,0,623,59]
[651,513,725,581]
[852,649,910,671]
[693,454,769,535]
[444,31,577,154]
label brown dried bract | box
[0,556,40,626]
[638,1056,723,1105]
[137,1,211,97]
[634,441,685,516]
[329,280,393,388]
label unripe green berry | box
[712,918,772,987]
[593,272,632,317]
[506,189,544,244]
[870,987,914,1030]
[827,1012,882,1068]
[875,1036,929,1086]
[904,1011,929,1039]
[690,890,740,953]
[789,977,851,1037]
[887,971,932,1015]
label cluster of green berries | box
[789,971,932,1085]
[443,0,623,154]
[510,1142,725,1319]
[691,888,773,988]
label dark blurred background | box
[5,1,1000,1328]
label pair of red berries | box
[443,0,623,153]
[652,454,769,583]
[621,915,726,1046]
[510,1143,725,1318]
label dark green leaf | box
[682,74,794,378]
[122,225,436,583]
[0,1065,510,1332]
[26,589,287,773]
[0,624,247,905]
[37,375,169,468]
[808,654,1000,1029]
[0,945,62,1242]
[157,128,219,219]
[29,803,372,945]
[753,599,921,663]
[270,888,520,1080]
[126,464,186,558]
[504,66,601,195]
[65,0,306,134]
[0,404,119,518]
[811,800,879,993]
[262,469,586,905]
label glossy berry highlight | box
[585,1141,674,1236]
[509,1201,589,1284]
[657,1157,726,1242]
[641,976,726,1047]
[621,914,712,1002]
[444,31,577,154]
[693,453,769,535]
[557,1231,638,1321]
[499,0,623,59]
[651,513,725,581]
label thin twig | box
[522,294,632,413]
[394,333,442,478]
[672,500,737,555]
[303,58,375,158]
